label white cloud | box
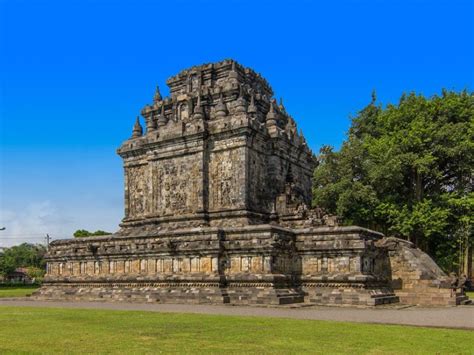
[0,201,75,247]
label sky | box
[0,0,473,247]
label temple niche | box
[36,60,467,307]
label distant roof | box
[14,267,29,274]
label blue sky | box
[0,0,472,246]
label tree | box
[26,266,46,282]
[0,243,47,277]
[313,90,473,273]
[73,229,111,238]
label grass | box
[466,291,474,299]
[0,285,39,298]
[0,307,472,354]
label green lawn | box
[0,285,38,298]
[466,291,474,299]
[0,307,472,354]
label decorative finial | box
[285,116,297,139]
[157,104,167,127]
[279,97,285,112]
[193,93,204,120]
[234,84,248,114]
[154,86,162,102]
[146,112,156,133]
[132,116,143,138]
[266,99,278,126]
[215,93,228,118]
[267,99,276,114]
[229,61,238,80]
[247,93,257,114]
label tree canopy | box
[313,90,473,272]
[0,243,47,277]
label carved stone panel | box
[209,147,246,211]
[247,148,271,213]
[151,154,203,216]
[126,164,150,218]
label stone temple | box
[36,59,467,306]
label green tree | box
[26,266,46,282]
[313,90,473,273]
[73,229,111,238]
[0,243,47,277]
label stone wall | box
[37,225,398,306]
[296,227,396,306]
